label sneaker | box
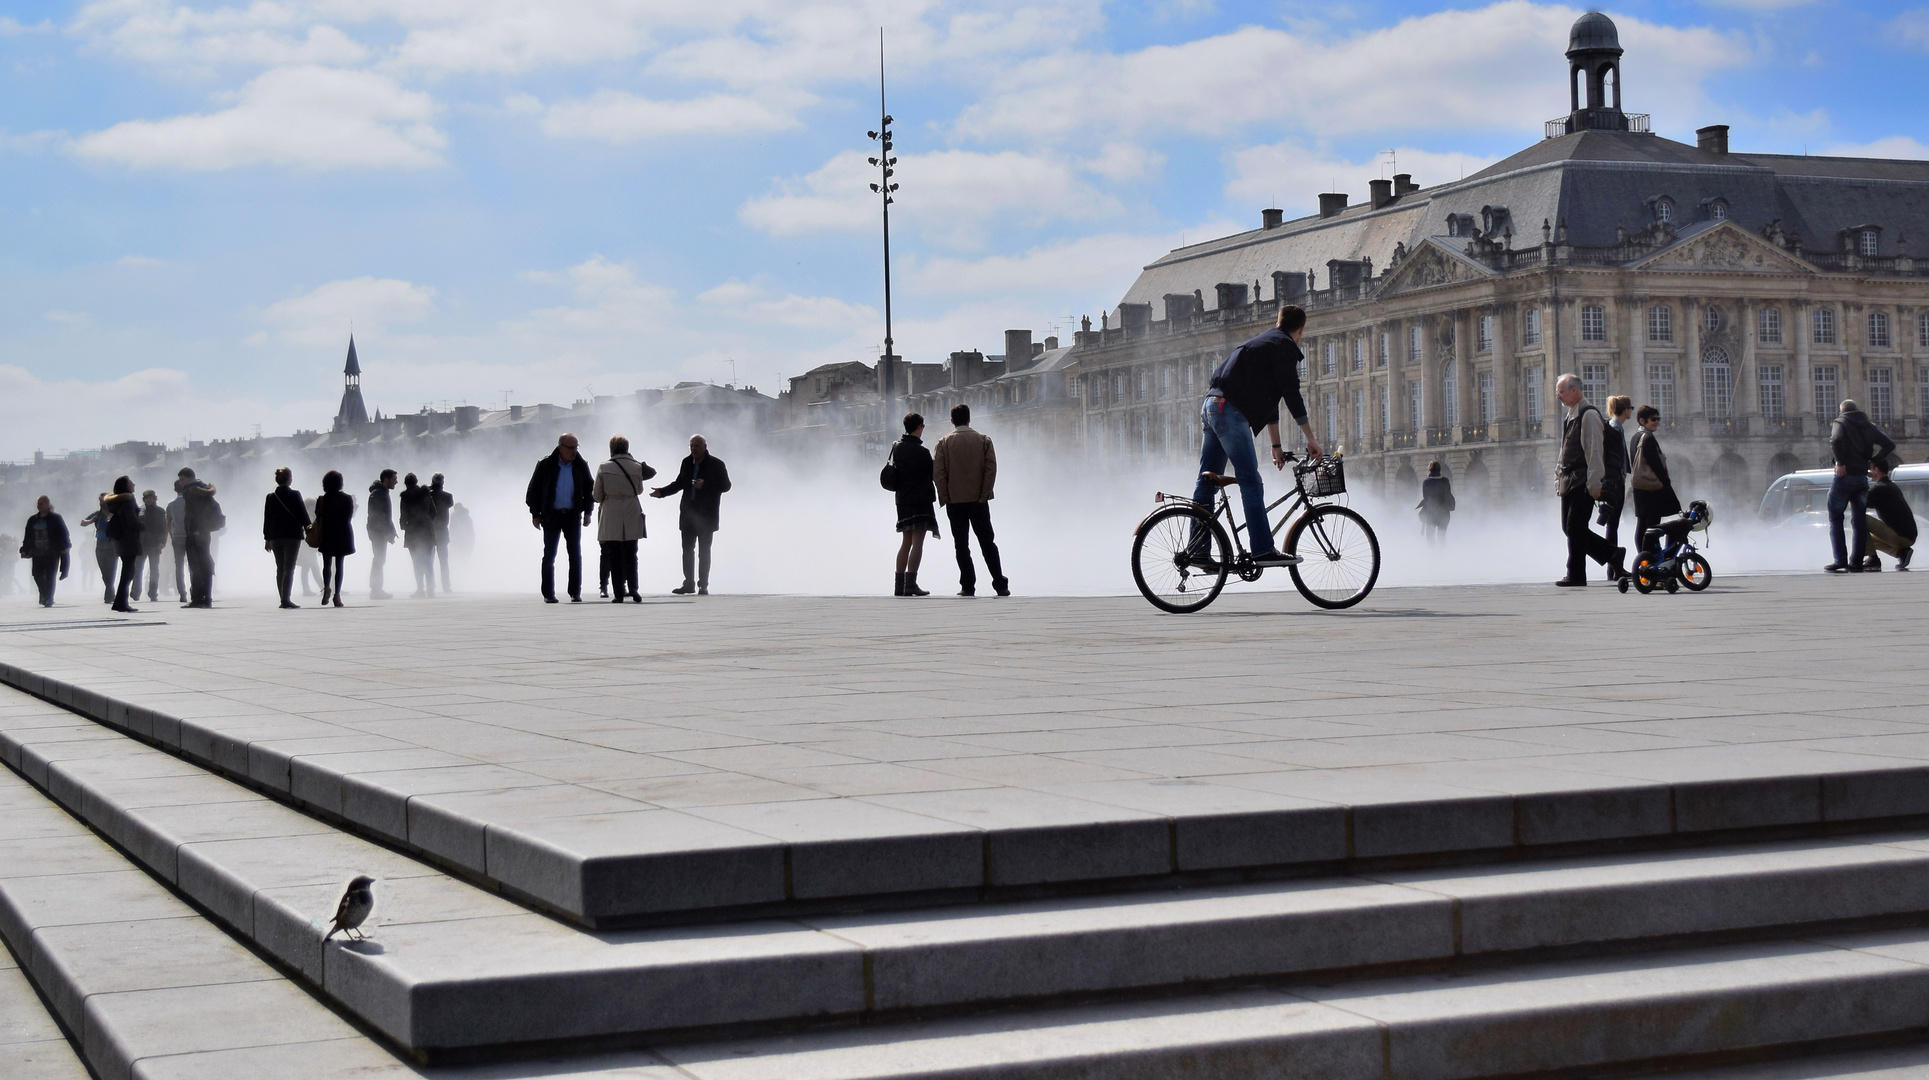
[1252,550,1303,567]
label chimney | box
[1261,207,1285,229]
[1031,342,1045,358]
[1043,336,1059,350]
[1369,178,1393,209]
[1696,125,1730,155]
[1004,329,1033,369]
[1318,192,1348,218]
[508,404,523,421]
[1393,173,1419,195]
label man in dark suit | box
[651,434,732,595]
[525,433,595,603]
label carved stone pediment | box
[1632,223,1815,275]
[1379,239,1491,296]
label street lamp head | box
[869,183,881,192]
[867,130,879,140]
[868,157,879,165]
[882,114,893,124]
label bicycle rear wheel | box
[1284,505,1380,609]
[1132,505,1231,613]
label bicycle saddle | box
[1199,472,1240,488]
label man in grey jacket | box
[1553,374,1625,587]
[932,404,1008,597]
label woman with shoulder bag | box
[593,435,655,603]
[1629,405,1681,554]
[888,413,940,597]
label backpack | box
[879,445,900,492]
[204,497,227,533]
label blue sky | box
[1,0,1926,457]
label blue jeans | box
[1829,473,1870,565]
[1192,397,1276,556]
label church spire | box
[334,335,369,430]
[345,335,362,379]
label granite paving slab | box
[0,575,1924,924]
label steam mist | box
[5,401,1828,602]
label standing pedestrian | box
[593,436,655,604]
[1552,373,1626,587]
[1628,405,1680,555]
[1598,395,1633,579]
[1863,456,1916,571]
[366,470,398,599]
[314,470,356,607]
[525,433,595,603]
[19,496,69,607]
[176,469,222,608]
[932,404,1009,597]
[1417,461,1455,546]
[1824,399,1898,573]
[79,497,115,604]
[430,473,455,593]
[103,477,143,613]
[398,473,437,598]
[262,467,310,610]
[297,496,322,597]
[651,434,731,596]
[887,413,939,597]
[167,483,189,602]
[137,490,168,603]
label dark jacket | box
[180,481,222,538]
[891,435,937,516]
[21,512,69,559]
[1630,429,1681,520]
[526,452,595,516]
[366,482,396,540]
[104,493,144,556]
[659,454,732,533]
[314,490,358,558]
[1600,418,1629,501]
[1418,476,1454,525]
[1867,477,1918,544]
[139,502,169,555]
[431,487,453,532]
[1830,409,1897,477]
[1208,328,1308,433]
[398,484,436,550]
[263,486,311,542]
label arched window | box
[1701,346,1733,419]
[1654,198,1673,224]
[1711,201,1728,222]
[1869,311,1891,348]
[1704,305,1722,335]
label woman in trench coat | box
[593,435,656,603]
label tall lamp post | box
[867,30,900,403]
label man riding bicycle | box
[1191,304,1322,567]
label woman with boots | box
[592,435,655,603]
[314,470,356,608]
[889,413,940,596]
[1629,405,1681,555]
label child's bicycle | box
[1620,500,1714,594]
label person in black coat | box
[1628,406,1681,554]
[651,434,732,595]
[398,473,437,598]
[262,466,311,609]
[1824,399,1899,573]
[888,413,940,597]
[525,433,595,603]
[314,470,357,608]
[1599,396,1633,575]
[366,470,398,600]
[103,476,144,612]
[1417,461,1455,546]
[19,496,70,607]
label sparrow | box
[325,876,376,941]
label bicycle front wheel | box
[1284,505,1380,609]
[1679,552,1712,591]
[1132,505,1231,613]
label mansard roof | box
[1117,129,1929,318]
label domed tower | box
[1565,11,1628,132]
[333,335,369,431]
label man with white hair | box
[1824,398,1897,573]
[1553,373,1626,587]
[652,434,732,596]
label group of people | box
[884,404,1010,597]
[523,432,731,602]
[17,468,223,609]
[264,468,460,608]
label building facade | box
[1074,13,1929,510]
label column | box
[1419,314,1436,437]
[1681,297,1704,427]
[1625,294,1646,408]
[1454,308,1475,440]
[1739,299,1758,432]
[1793,299,1812,429]
[1493,302,1520,442]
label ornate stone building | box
[1074,12,1929,510]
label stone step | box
[1655,1044,1929,1080]
[0,927,90,1080]
[17,684,1929,1064]
[9,654,1929,927]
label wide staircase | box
[11,677,1929,1079]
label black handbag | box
[879,445,900,491]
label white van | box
[1758,463,1929,536]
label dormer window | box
[1444,213,1475,238]
[1860,230,1879,257]
[1652,196,1674,224]
[1702,197,1729,222]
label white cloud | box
[1819,135,1929,160]
[69,0,367,70]
[1893,9,1929,51]
[907,232,1169,297]
[0,16,53,35]
[1224,143,1499,216]
[71,66,445,171]
[953,2,1750,143]
[697,279,875,331]
[44,310,91,324]
[263,276,439,345]
[1084,142,1164,182]
[538,90,804,143]
[740,148,1117,248]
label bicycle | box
[1131,454,1381,612]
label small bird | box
[325,876,376,941]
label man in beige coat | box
[932,403,1008,596]
[592,435,655,603]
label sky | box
[1,0,1927,459]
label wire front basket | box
[1305,457,1346,497]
